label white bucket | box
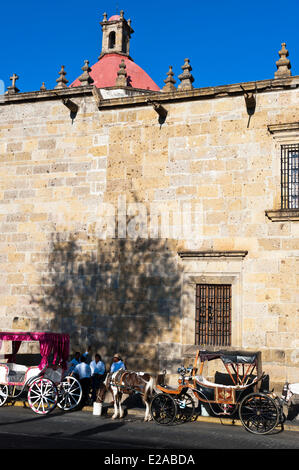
[93,402,102,416]
[201,405,209,416]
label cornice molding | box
[1,76,298,107]
[265,209,299,221]
[268,122,299,134]
[178,250,248,259]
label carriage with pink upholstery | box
[0,332,82,414]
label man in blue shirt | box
[110,353,126,373]
[106,354,126,406]
[90,353,106,402]
[71,355,92,407]
[68,351,80,374]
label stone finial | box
[115,59,128,87]
[40,82,47,91]
[275,42,291,79]
[120,10,124,19]
[178,58,194,91]
[55,65,68,89]
[6,73,20,94]
[103,12,108,22]
[162,66,176,92]
[78,60,94,86]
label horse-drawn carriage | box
[0,332,82,414]
[150,349,285,434]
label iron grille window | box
[195,284,231,346]
[281,144,299,209]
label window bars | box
[195,284,232,347]
[281,144,299,209]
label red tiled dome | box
[70,54,160,91]
[108,15,121,21]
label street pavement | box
[0,401,299,453]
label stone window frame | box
[179,251,247,356]
[266,122,299,221]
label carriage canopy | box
[0,332,70,370]
[198,350,259,365]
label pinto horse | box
[96,370,155,421]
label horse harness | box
[109,370,150,395]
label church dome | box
[70,54,160,91]
[70,11,160,92]
[108,15,121,21]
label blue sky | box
[1,0,298,93]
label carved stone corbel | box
[62,98,79,114]
[92,86,103,108]
[146,99,168,124]
[240,84,257,128]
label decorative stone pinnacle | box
[178,58,194,90]
[115,59,128,87]
[162,66,176,92]
[40,82,47,91]
[275,42,291,79]
[55,65,68,89]
[6,73,20,94]
[103,12,107,21]
[78,60,94,86]
[120,10,124,19]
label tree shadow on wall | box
[30,232,188,373]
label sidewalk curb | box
[9,400,299,433]
[86,404,299,433]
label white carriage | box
[0,332,82,415]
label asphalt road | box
[0,405,298,456]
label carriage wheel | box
[175,391,195,422]
[27,378,58,415]
[239,392,280,435]
[57,376,82,411]
[150,393,177,425]
[0,384,8,407]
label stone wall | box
[0,81,298,388]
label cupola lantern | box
[99,11,134,60]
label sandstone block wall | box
[0,83,298,388]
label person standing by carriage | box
[71,354,92,407]
[110,353,126,373]
[105,353,126,406]
[90,353,106,402]
[68,351,81,374]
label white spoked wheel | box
[57,376,82,411]
[27,378,58,415]
[0,384,8,406]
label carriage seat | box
[6,363,28,383]
[194,375,250,390]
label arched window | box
[109,31,116,49]
[122,33,128,53]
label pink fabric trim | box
[0,332,70,370]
